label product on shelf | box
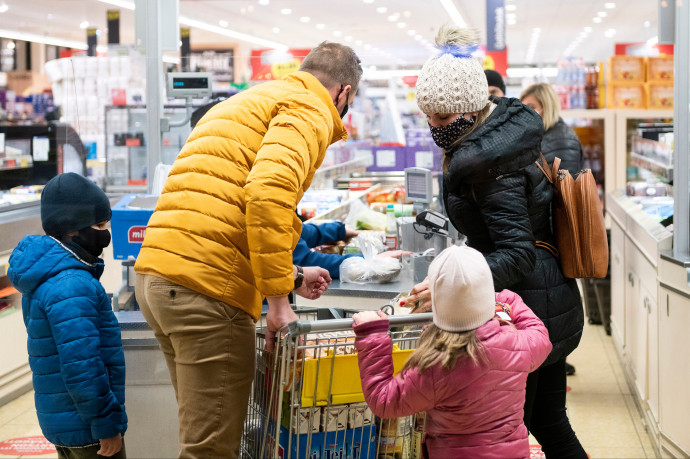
[646,56,674,82]
[646,82,674,109]
[608,56,645,82]
[607,83,646,109]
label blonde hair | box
[441,103,493,173]
[402,323,486,374]
[520,83,560,130]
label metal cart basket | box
[241,308,433,459]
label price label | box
[0,133,4,153]
[376,150,396,168]
[32,137,50,162]
[415,151,434,169]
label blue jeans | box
[524,358,588,459]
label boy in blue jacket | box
[8,173,127,459]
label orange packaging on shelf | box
[646,56,674,82]
[608,56,645,82]
[607,83,646,109]
[646,82,674,109]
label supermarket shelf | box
[630,152,674,182]
[0,155,33,172]
[562,109,612,119]
[313,157,369,182]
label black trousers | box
[524,358,588,459]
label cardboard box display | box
[607,83,646,109]
[292,407,321,434]
[646,82,674,109]
[647,56,673,82]
[608,56,645,82]
[270,424,377,459]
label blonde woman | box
[401,26,587,458]
[354,246,551,459]
[521,83,584,175]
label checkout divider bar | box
[286,312,433,335]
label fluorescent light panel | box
[506,67,558,78]
[98,0,286,49]
[439,0,466,27]
[0,28,89,49]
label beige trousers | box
[135,273,256,459]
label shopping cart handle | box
[285,312,433,335]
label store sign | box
[486,0,506,52]
[250,48,311,81]
[107,10,120,45]
[180,28,191,72]
[483,49,508,76]
[128,226,147,243]
[0,436,56,456]
[87,28,98,57]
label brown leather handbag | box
[535,153,609,278]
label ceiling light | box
[355,39,363,45]
[506,67,558,78]
[363,0,374,3]
[316,23,326,30]
[397,22,406,28]
[414,34,423,41]
[333,30,342,37]
[345,36,353,42]
[179,16,287,50]
[605,2,616,8]
[593,17,602,23]
[258,0,269,5]
[584,26,592,32]
[364,44,372,49]
[272,27,280,34]
[403,10,411,17]
[506,4,517,11]
[0,4,8,13]
[376,6,387,13]
[0,28,93,49]
[7,41,14,49]
[439,0,466,27]
[644,20,651,28]
[507,18,517,25]
[97,0,134,9]
[80,21,89,29]
[219,20,229,27]
[605,28,616,37]
[506,13,517,20]
[387,15,398,21]
[407,29,416,36]
[240,8,246,15]
[300,16,310,23]
[280,8,292,15]
[598,11,607,17]
[247,5,254,12]
[47,14,53,19]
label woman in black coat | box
[404,26,587,458]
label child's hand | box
[97,433,123,457]
[353,310,388,325]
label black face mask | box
[428,115,475,150]
[335,84,350,119]
[72,226,112,258]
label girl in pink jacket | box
[353,245,552,459]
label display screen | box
[172,77,209,89]
[406,173,430,201]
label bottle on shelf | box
[385,204,398,250]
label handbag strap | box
[535,153,553,184]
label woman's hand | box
[401,277,431,313]
[344,228,360,241]
[376,250,413,259]
[353,310,388,325]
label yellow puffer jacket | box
[134,71,347,321]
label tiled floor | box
[0,321,657,458]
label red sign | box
[484,48,508,76]
[128,225,147,243]
[529,444,546,459]
[250,48,312,81]
[0,436,56,456]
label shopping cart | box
[241,307,433,459]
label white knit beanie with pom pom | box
[416,26,489,115]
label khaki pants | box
[135,273,256,459]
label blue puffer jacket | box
[293,222,361,278]
[8,235,127,447]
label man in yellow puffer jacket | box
[134,42,362,459]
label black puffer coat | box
[541,117,584,175]
[443,97,583,365]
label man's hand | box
[401,277,431,313]
[265,296,298,352]
[97,434,123,457]
[344,228,360,241]
[295,266,332,300]
[353,310,388,326]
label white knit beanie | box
[428,245,496,332]
[416,26,489,115]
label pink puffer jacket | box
[354,289,552,459]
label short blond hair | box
[520,83,560,130]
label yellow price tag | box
[20,157,28,167]
[271,59,301,79]
[406,91,416,102]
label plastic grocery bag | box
[340,233,401,284]
[345,199,387,231]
